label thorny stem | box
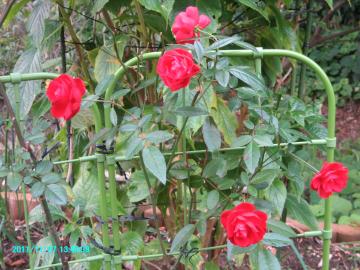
[0,83,69,270]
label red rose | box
[220,202,267,247]
[310,162,348,199]
[46,74,86,120]
[172,6,211,44]
[156,48,200,92]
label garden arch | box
[0,48,336,270]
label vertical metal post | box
[95,153,111,270]
[106,154,122,270]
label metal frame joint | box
[322,230,332,240]
[326,137,336,148]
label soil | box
[322,101,360,142]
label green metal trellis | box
[0,49,336,270]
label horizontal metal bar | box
[27,229,325,269]
[52,139,327,164]
[27,254,104,270]
[294,230,323,238]
[0,72,58,83]
[53,155,97,165]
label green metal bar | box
[26,254,104,270]
[53,155,97,164]
[21,182,34,270]
[95,154,111,270]
[105,155,122,270]
[0,73,58,83]
[51,139,327,164]
[294,231,323,238]
[26,227,326,269]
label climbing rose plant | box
[3,2,353,270]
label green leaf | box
[27,0,51,46]
[142,146,167,184]
[29,204,65,225]
[244,141,260,174]
[229,67,266,90]
[95,75,114,96]
[31,182,45,198]
[35,237,55,267]
[256,248,281,270]
[215,70,230,87]
[120,123,138,132]
[7,172,22,191]
[45,184,67,205]
[194,41,205,62]
[207,190,219,209]
[42,173,61,185]
[144,239,169,259]
[72,165,100,216]
[94,36,128,82]
[139,0,175,21]
[35,161,53,175]
[72,108,95,129]
[227,240,257,260]
[24,176,33,185]
[267,219,296,238]
[204,261,220,270]
[231,135,252,147]
[127,171,155,203]
[0,168,9,177]
[325,0,333,8]
[252,169,279,187]
[254,134,274,146]
[125,137,145,159]
[112,88,131,99]
[120,231,144,255]
[170,224,195,253]
[202,117,221,152]
[235,0,269,21]
[10,48,42,117]
[208,36,242,50]
[265,179,286,214]
[92,0,110,14]
[110,107,118,126]
[174,106,208,117]
[2,0,31,27]
[146,131,174,144]
[286,194,318,230]
[210,94,237,144]
[262,233,292,247]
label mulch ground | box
[322,101,360,142]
